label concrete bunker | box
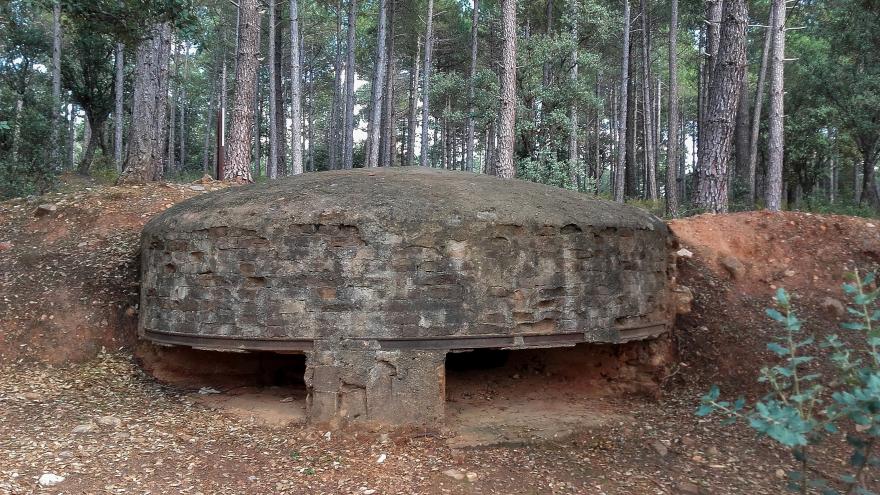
[139,168,675,425]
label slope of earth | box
[1,177,879,494]
[0,174,228,364]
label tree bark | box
[419,0,435,168]
[342,0,358,170]
[114,43,124,172]
[765,0,786,211]
[51,1,62,169]
[268,0,279,178]
[179,42,188,172]
[614,0,632,203]
[666,0,680,216]
[697,0,748,213]
[328,0,343,170]
[465,0,480,172]
[67,102,75,170]
[225,0,260,182]
[734,59,750,189]
[568,4,579,184]
[118,22,172,184]
[406,38,421,167]
[289,0,304,175]
[496,0,517,179]
[366,0,388,168]
[640,0,657,200]
[748,5,773,206]
[381,3,396,169]
[167,42,177,174]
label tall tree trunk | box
[568,5,579,182]
[11,96,24,164]
[114,43,125,172]
[342,0,358,170]
[419,0,435,168]
[666,0,680,216]
[465,0,479,172]
[51,0,62,169]
[119,22,172,184]
[268,0,279,178]
[78,114,106,174]
[289,0,304,175]
[307,56,315,172]
[697,0,748,213]
[381,3,396,169]
[328,0,343,170]
[366,0,388,168]
[225,0,260,182]
[67,102,75,170]
[167,43,177,175]
[734,62,750,189]
[496,0,517,179]
[179,42,188,172]
[640,0,657,200]
[748,6,773,206]
[614,0,632,202]
[406,38,421,167]
[765,0,786,211]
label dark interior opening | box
[136,343,307,392]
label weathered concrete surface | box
[139,167,674,424]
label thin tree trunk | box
[268,0,279,178]
[67,102,75,170]
[119,22,172,183]
[666,0,680,216]
[747,7,773,206]
[342,0,358,170]
[289,0,304,175]
[496,0,517,179]
[614,0,632,202]
[328,0,343,170]
[51,0,62,169]
[167,43,177,174]
[568,5,579,183]
[11,97,24,163]
[180,42,188,172]
[697,0,748,213]
[366,0,388,168]
[465,0,479,172]
[419,0,435,168]
[114,43,125,172]
[734,60,750,188]
[225,0,260,181]
[765,0,785,211]
[640,0,657,200]
[406,38,421,167]
[307,56,315,172]
[381,3,396,169]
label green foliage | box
[698,272,880,494]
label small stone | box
[378,433,390,444]
[707,446,720,456]
[197,387,221,395]
[34,204,58,217]
[465,472,478,482]
[0,241,12,251]
[323,431,331,441]
[443,469,465,481]
[189,185,206,191]
[38,473,65,487]
[72,423,96,434]
[675,481,701,495]
[650,440,669,457]
[20,392,41,401]
[376,453,386,464]
[783,269,796,277]
[821,297,846,317]
[96,415,122,428]
[775,469,786,479]
[719,255,746,280]
[676,248,694,259]
[363,490,376,495]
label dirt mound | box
[0,174,228,365]
[669,211,880,392]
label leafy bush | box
[698,271,880,494]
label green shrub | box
[698,271,880,494]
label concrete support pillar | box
[305,341,446,425]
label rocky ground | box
[1,175,879,494]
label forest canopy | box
[1,0,878,216]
